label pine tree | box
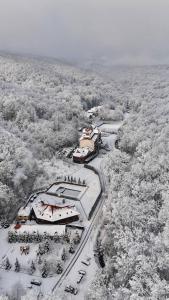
[38,244,45,255]
[38,255,42,265]
[64,232,70,243]
[73,230,81,244]
[78,178,81,185]
[5,257,11,270]
[69,242,75,254]
[53,231,59,243]
[42,260,48,278]
[61,248,67,261]
[30,260,36,274]
[15,258,20,272]
[8,231,13,243]
[56,261,63,274]
[44,241,50,253]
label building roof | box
[10,224,66,236]
[32,201,80,223]
[17,206,31,217]
[37,197,63,207]
[80,126,100,141]
[73,147,90,158]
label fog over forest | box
[0,0,169,65]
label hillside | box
[0,53,126,221]
[88,65,169,300]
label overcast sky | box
[0,0,169,65]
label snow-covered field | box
[99,121,122,133]
[34,158,81,190]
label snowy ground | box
[0,118,124,299]
[99,121,122,133]
[34,158,81,190]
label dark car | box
[65,285,78,295]
[31,279,42,286]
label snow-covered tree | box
[30,260,36,274]
[37,255,42,265]
[41,260,49,278]
[5,257,11,270]
[15,258,20,272]
[56,261,63,274]
[73,230,81,244]
[61,247,67,261]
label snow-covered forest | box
[0,54,126,221]
[2,53,169,299]
[88,66,169,299]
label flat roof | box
[47,182,86,199]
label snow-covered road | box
[52,120,124,299]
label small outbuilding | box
[16,206,32,222]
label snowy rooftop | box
[36,197,63,206]
[17,206,31,217]
[9,224,66,236]
[47,182,86,199]
[73,147,90,158]
[80,126,100,141]
[87,106,103,114]
[32,201,80,223]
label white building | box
[32,200,80,224]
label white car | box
[81,260,90,266]
[77,274,83,284]
[78,270,86,276]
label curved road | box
[51,120,123,295]
[52,163,106,292]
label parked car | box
[65,285,78,295]
[77,274,83,284]
[30,279,41,286]
[29,197,34,202]
[81,260,90,266]
[78,270,86,276]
